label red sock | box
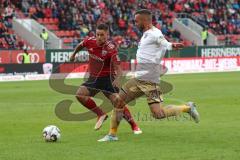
[84,98,104,116]
[123,107,138,129]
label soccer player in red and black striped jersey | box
[70,24,142,134]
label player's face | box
[96,29,108,45]
[134,14,145,32]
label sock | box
[109,108,124,136]
[123,107,138,129]
[82,97,104,116]
[178,104,191,113]
[163,104,190,117]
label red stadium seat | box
[217,35,226,41]
[62,45,72,49]
[53,18,59,24]
[37,18,43,24]
[43,18,49,24]
[48,18,54,24]
[45,24,51,30]
[55,31,62,37]
[55,31,60,37]
[232,35,240,40]
[65,31,71,37]
[52,25,59,31]
[63,38,73,43]
[69,30,75,37]
[46,24,59,31]
[60,31,64,37]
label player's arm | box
[172,42,184,50]
[156,35,184,50]
[70,41,85,62]
[110,49,122,88]
[112,62,122,88]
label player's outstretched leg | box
[76,86,108,130]
[149,102,200,123]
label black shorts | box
[81,76,119,96]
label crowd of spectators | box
[0,0,29,49]
[11,0,186,47]
[177,0,240,35]
[1,0,239,49]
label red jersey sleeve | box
[111,53,121,65]
[81,38,88,47]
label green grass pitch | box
[0,72,240,160]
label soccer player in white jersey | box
[98,9,200,142]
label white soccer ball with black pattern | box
[42,125,61,142]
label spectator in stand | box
[0,41,4,48]
[40,28,49,48]
[18,39,25,50]
[5,33,16,48]
[21,0,30,15]
[80,24,89,37]
[0,23,7,37]
[43,5,52,18]
[0,1,34,49]
[225,36,232,46]
[33,4,44,18]
[201,27,208,46]
[3,2,15,20]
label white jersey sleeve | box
[155,33,172,50]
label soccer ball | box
[42,125,61,142]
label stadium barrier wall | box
[1,46,240,65]
[0,50,46,64]
[0,56,240,82]
[46,49,89,63]
[197,46,240,57]
[167,45,240,58]
[44,46,240,63]
[161,56,240,73]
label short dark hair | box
[96,23,109,31]
[135,9,152,16]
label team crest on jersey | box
[102,50,108,56]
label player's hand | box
[172,42,184,50]
[69,54,76,62]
